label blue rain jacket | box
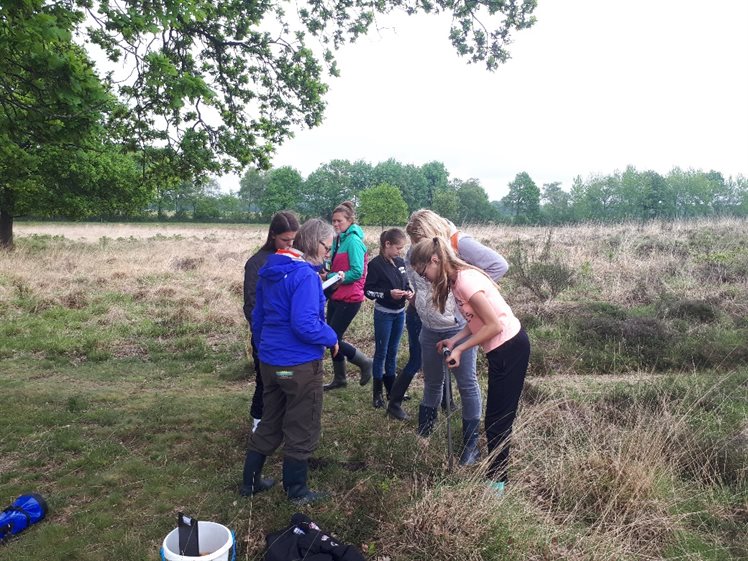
[252,250,338,367]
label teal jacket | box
[330,223,368,303]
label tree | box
[0,2,146,246]
[359,184,408,229]
[301,160,357,219]
[258,167,303,219]
[2,1,535,247]
[502,172,541,224]
[421,161,450,207]
[238,168,268,217]
[432,189,460,223]
[541,181,571,224]
[454,179,496,223]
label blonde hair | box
[332,200,356,223]
[410,237,498,313]
[406,209,453,243]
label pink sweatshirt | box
[452,268,521,353]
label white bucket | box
[161,521,235,561]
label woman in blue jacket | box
[241,219,338,504]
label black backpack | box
[264,513,365,561]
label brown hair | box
[379,228,407,256]
[406,209,453,243]
[409,237,494,313]
[261,211,300,252]
[332,200,356,223]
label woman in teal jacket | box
[323,201,374,391]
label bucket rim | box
[162,521,233,561]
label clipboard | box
[322,272,341,290]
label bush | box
[509,232,575,302]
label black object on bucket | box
[178,512,200,556]
[0,494,48,544]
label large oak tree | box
[1,0,537,246]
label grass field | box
[1,219,746,560]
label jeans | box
[327,300,361,362]
[420,324,482,421]
[485,328,530,482]
[373,309,405,380]
[402,307,422,379]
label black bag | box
[264,513,365,561]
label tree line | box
[141,161,748,226]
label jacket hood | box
[259,251,309,281]
[339,223,364,241]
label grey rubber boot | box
[417,404,438,438]
[282,457,328,504]
[459,418,481,466]
[240,450,276,496]
[323,360,347,391]
[350,349,373,386]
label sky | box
[219,0,748,201]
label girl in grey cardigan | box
[388,210,508,466]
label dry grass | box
[2,219,746,561]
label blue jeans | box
[373,309,406,380]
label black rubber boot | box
[240,450,276,496]
[387,369,414,421]
[282,457,328,504]
[350,349,373,386]
[417,404,438,438]
[459,418,481,466]
[323,360,347,391]
[382,376,394,400]
[372,379,385,409]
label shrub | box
[509,231,575,302]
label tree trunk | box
[0,207,13,249]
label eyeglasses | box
[416,264,428,280]
[319,240,331,254]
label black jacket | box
[264,513,366,561]
[243,248,273,327]
[364,255,411,311]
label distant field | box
[1,219,746,560]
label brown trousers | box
[247,360,324,461]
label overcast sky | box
[220,0,748,201]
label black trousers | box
[485,328,530,482]
[250,334,264,419]
[327,300,361,362]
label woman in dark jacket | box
[241,219,338,504]
[364,228,412,408]
[243,211,300,432]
